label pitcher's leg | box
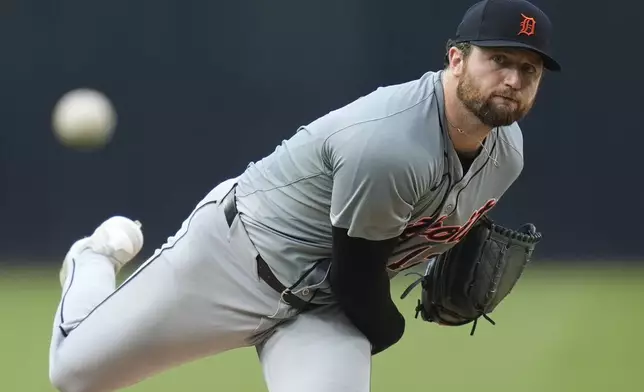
[257,305,372,392]
[49,197,283,392]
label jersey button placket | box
[442,190,457,215]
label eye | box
[522,64,537,74]
[491,55,507,65]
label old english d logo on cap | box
[517,13,536,36]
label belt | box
[221,186,320,312]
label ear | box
[448,46,466,77]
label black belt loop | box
[222,185,320,312]
[222,184,238,227]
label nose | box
[503,69,522,90]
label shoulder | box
[498,122,524,150]
[496,122,525,176]
[359,71,442,121]
[371,71,441,104]
[308,71,442,136]
[322,71,445,159]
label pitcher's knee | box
[49,355,102,392]
[50,362,79,392]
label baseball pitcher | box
[48,0,560,391]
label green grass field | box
[2,263,643,392]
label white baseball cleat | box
[59,216,144,287]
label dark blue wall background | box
[0,0,638,263]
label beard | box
[456,71,533,127]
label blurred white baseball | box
[51,88,117,150]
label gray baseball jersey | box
[235,70,524,304]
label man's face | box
[454,45,544,127]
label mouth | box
[494,95,518,104]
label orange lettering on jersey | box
[518,13,536,36]
[388,199,497,272]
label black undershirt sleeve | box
[329,225,405,355]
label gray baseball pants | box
[48,179,372,392]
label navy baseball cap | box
[452,0,561,71]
